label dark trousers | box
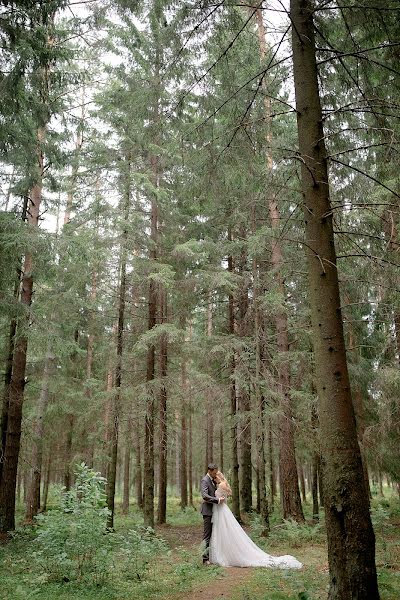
[202,515,212,560]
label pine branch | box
[329,157,400,200]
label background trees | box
[1,0,399,595]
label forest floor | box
[0,492,399,599]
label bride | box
[209,471,303,569]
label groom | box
[200,463,225,565]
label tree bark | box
[157,289,168,524]
[143,188,158,529]
[268,417,276,510]
[122,418,131,515]
[0,195,28,486]
[134,412,143,509]
[253,5,303,523]
[290,1,379,596]
[253,214,269,533]
[64,413,74,491]
[0,128,45,533]
[25,341,55,521]
[205,296,214,469]
[237,238,252,513]
[180,355,188,509]
[106,175,129,529]
[228,234,241,520]
[188,393,194,507]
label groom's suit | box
[200,473,219,561]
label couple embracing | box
[200,463,303,569]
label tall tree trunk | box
[0,195,28,485]
[25,341,55,521]
[122,417,131,515]
[106,177,129,529]
[252,210,269,533]
[134,413,143,509]
[205,296,214,469]
[228,233,240,520]
[82,252,98,469]
[290,2,379,596]
[253,5,303,523]
[237,237,252,513]
[0,127,45,533]
[157,289,168,524]
[188,394,193,507]
[102,323,116,478]
[143,192,158,529]
[180,355,188,509]
[143,23,162,526]
[268,417,276,511]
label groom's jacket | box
[200,474,219,516]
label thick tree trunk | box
[157,290,168,524]
[0,130,45,532]
[25,341,55,521]
[0,196,28,486]
[228,239,240,520]
[290,2,379,597]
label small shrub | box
[117,525,170,581]
[32,463,169,587]
[32,463,113,585]
[371,503,390,530]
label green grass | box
[0,488,399,600]
[0,526,219,600]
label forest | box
[0,1,399,599]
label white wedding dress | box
[209,486,303,569]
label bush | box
[117,525,170,581]
[32,462,169,587]
[32,463,113,585]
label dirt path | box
[156,525,253,600]
[175,566,252,600]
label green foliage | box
[32,463,112,584]
[250,513,323,550]
[31,463,168,587]
[116,526,170,582]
